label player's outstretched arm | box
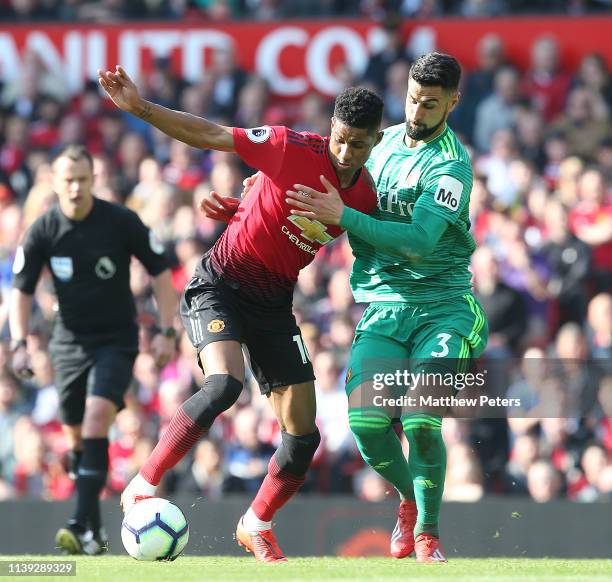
[98,66,235,152]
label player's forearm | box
[129,98,235,152]
[9,289,33,340]
[340,207,447,260]
[151,270,178,329]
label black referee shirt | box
[12,198,169,343]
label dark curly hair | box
[333,87,384,133]
[409,52,462,91]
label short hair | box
[409,52,462,92]
[333,87,384,132]
[53,144,94,170]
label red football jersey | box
[206,125,377,303]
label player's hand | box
[151,334,176,369]
[98,65,142,114]
[240,172,259,199]
[198,191,240,223]
[286,175,345,226]
[11,345,33,379]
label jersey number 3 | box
[431,333,451,358]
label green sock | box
[402,414,446,537]
[349,407,414,500]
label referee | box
[9,145,177,555]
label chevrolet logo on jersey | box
[288,216,333,245]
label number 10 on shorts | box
[293,334,311,364]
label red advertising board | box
[0,17,610,98]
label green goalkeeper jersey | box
[348,123,475,303]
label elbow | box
[402,244,436,262]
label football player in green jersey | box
[287,53,488,563]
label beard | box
[405,113,446,141]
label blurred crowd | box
[0,19,610,507]
[1,0,611,21]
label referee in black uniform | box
[9,145,177,555]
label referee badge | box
[50,256,73,281]
[207,319,225,333]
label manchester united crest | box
[207,319,225,333]
[345,367,353,384]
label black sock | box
[68,449,82,478]
[72,438,108,532]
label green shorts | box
[345,293,488,396]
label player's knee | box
[275,429,321,477]
[402,416,443,462]
[82,401,116,437]
[348,413,392,441]
[182,374,243,429]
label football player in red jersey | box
[99,66,383,563]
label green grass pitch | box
[1,556,611,582]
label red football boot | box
[235,516,288,563]
[390,499,417,558]
[415,533,448,563]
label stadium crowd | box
[0,23,610,506]
[1,0,611,21]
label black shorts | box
[180,259,315,393]
[49,339,137,426]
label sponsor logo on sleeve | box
[246,127,271,144]
[12,246,25,274]
[50,256,73,281]
[149,230,165,255]
[434,175,463,212]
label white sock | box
[242,507,272,532]
[134,473,157,495]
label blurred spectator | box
[568,168,612,292]
[450,33,507,143]
[444,442,484,501]
[383,61,411,125]
[527,460,563,502]
[552,86,610,161]
[515,109,546,168]
[540,198,592,328]
[572,52,612,109]
[178,439,229,499]
[521,35,571,122]
[209,46,248,120]
[225,407,275,493]
[586,294,612,374]
[476,129,521,208]
[361,15,409,93]
[506,347,547,436]
[474,66,521,153]
[552,323,600,418]
[574,444,609,501]
[293,93,332,136]
[504,433,539,495]
[472,246,528,355]
[353,467,393,502]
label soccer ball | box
[121,497,189,561]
